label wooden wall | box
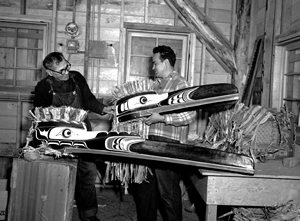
[0,94,33,150]
[0,0,234,94]
[247,0,300,110]
[0,0,235,147]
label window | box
[276,32,300,125]
[0,21,49,93]
[283,45,300,123]
[124,23,195,84]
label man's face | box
[47,59,71,81]
[152,52,167,79]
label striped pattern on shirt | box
[148,71,197,143]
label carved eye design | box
[61,129,72,138]
[140,96,147,104]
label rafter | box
[164,0,237,74]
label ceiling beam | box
[164,0,237,74]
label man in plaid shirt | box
[132,45,197,221]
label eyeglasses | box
[45,61,71,75]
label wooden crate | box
[7,158,77,221]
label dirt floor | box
[72,183,204,221]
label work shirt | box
[148,71,197,143]
[34,71,106,115]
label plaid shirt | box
[148,71,196,143]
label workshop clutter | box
[229,199,300,221]
[29,106,88,124]
[202,102,295,161]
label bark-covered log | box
[234,0,252,95]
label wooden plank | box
[234,0,251,93]
[276,31,300,46]
[256,20,265,38]
[205,175,300,206]
[291,1,300,24]
[209,0,232,10]
[257,0,267,10]
[201,160,300,179]
[261,0,276,107]
[282,157,300,167]
[0,116,17,130]
[241,36,264,106]
[229,0,236,45]
[281,0,292,35]
[0,144,19,158]
[248,0,257,63]
[148,3,175,19]
[208,8,231,23]
[0,12,52,23]
[286,41,300,51]
[272,46,285,109]
[0,92,34,102]
[205,205,217,221]
[124,22,191,33]
[0,130,16,143]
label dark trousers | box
[132,136,183,221]
[75,158,98,219]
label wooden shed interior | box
[0,0,300,220]
[0,0,298,148]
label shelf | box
[276,31,300,46]
[285,72,300,76]
[283,98,300,102]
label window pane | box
[0,27,16,47]
[129,75,152,82]
[126,29,190,83]
[175,58,182,75]
[16,69,41,86]
[17,49,43,68]
[294,61,300,72]
[158,39,183,59]
[17,28,44,48]
[0,22,47,92]
[0,48,15,67]
[131,37,156,56]
[99,80,117,95]
[130,56,153,77]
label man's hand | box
[102,105,115,114]
[144,112,165,125]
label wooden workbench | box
[189,160,300,221]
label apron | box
[47,74,92,131]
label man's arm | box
[163,78,197,126]
[75,72,107,114]
[33,81,52,108]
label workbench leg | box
[205,205,217,221]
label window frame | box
[123,23,195,85]
[0,20,50,94]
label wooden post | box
[84,0,91,78]
[262,0,276,107]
